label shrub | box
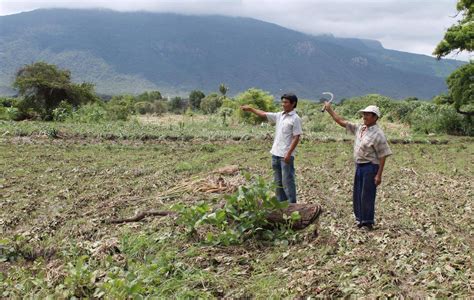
[69,102,108,123]
[189,90,205,110]
[235,88,275,124]
[169,97,188,114]
[386,100,423,123]
[52,101,74,121]
[107,104,130,121]
[338,94,396,119]
[153,100,168,115]
[200,93,223,114]
[173,175,300,246]
[134,101,154,115]
[408,102,472,135]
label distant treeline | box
[0,62,472,136]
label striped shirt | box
[346,122,392,164]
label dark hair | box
[281,93,298,108]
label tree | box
[433,0,473,116]
[446,63,474,115]
[189,90,205,110]
[219,83,229,96]
[169,96,187,114]
[13,62,98,120]
[200,93,223,114]
[433,0,473,59]
[235,88,275,124]
[137,91,162,102]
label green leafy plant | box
[174,175,300,245]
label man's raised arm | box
[324,102,348,128]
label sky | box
[0,0,471,61]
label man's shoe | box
[359,224,374,231]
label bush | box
[173,175,300,246]
[408,103,473,135]
[134,101,154,115]
[385,100,423,123]
[189,90,205,110]
[106,104,130,121]
[153,101,168,115]
[0,97,17,108]
[218,107,234,125]
[52,101,74,122]
[235,88,275,124]
[338,94,396,119]
[200,93,223,114]
[136,90,162,102]
[69,102,108,123]
[108,95,136,114]
[169,97,188,114]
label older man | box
[324,103,392,230]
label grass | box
[0,113,464,143]
[0,116,473,298]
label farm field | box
[0,116,473,298]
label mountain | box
[0,9,465,99]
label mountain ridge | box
[0,9,465,99]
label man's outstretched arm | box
[240,105,267,119]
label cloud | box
[0,0,470,60]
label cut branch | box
[107,210,176,224]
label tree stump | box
[266,203,322,230]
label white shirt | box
[266,110,303,157]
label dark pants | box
[353,163,379,225]
[271,155,296,203]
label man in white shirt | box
[240,93,303,203]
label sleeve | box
[346,122,358,135]
[293,116,303,136]
[375,135,393,158]
[265,112,278,124]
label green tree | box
[169,96,187,114]
[219,83,229,96]
[13,62,98,120]
[108,95,136,113]
[446,63,474,115]
[200,93,223,114]
[235,88,275,124]
[137,91,162,102]
[433,0,473,116]
[189,90,205,110]
[433,0,473,59]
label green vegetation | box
[12,62,99,120]
[3,61,472,135]
[174,175,300,246]
[1,58,472,297]
[0,124,472,297]
[434,0,473,116]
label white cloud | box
[0,0,469,60]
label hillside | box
[0,9,465,99]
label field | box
[0,115,473,298]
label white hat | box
[358,105,381,117]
